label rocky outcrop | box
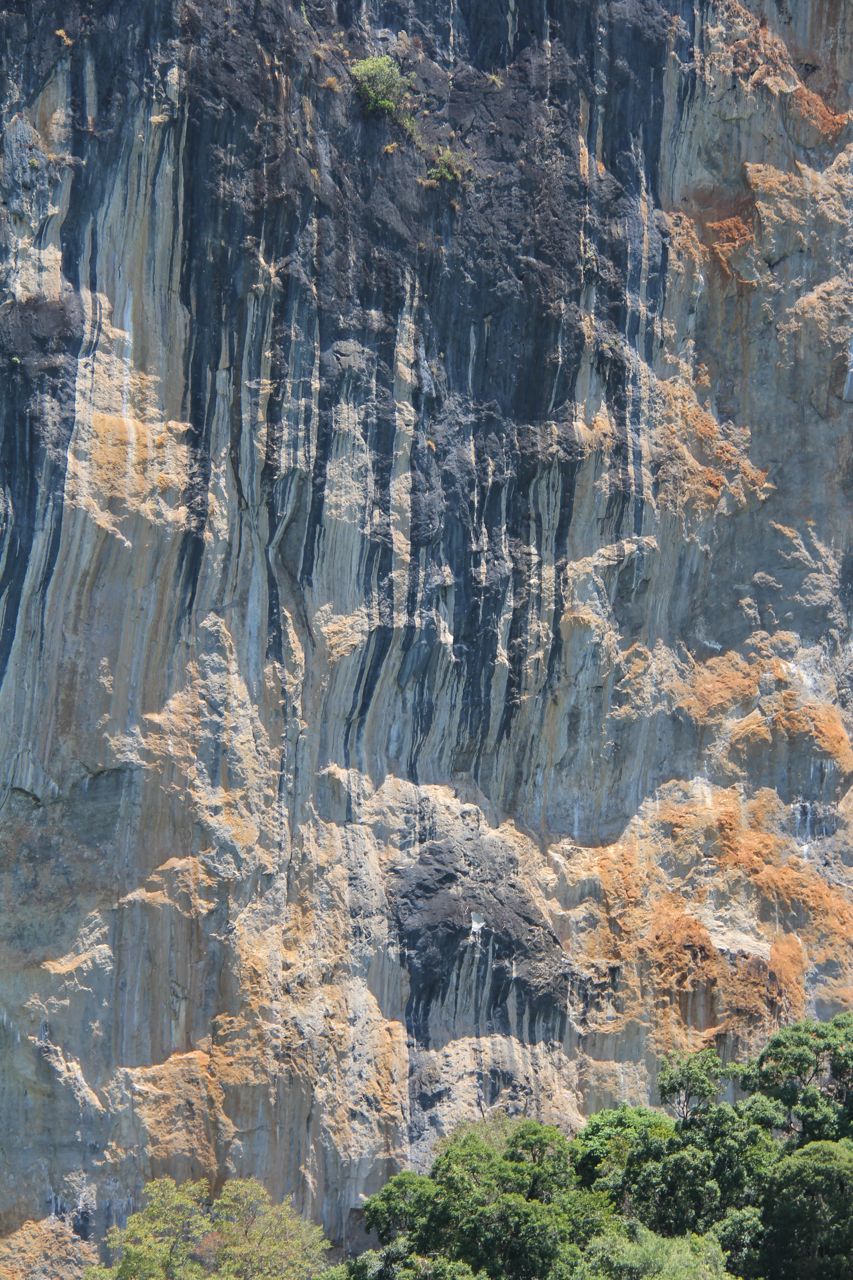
[0,0,851,1254]
[0,1218,95,1280]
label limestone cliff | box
[0,0,851,1256]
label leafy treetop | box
[85,1178,330,1280]
[740,1013,853,1143]
[658,1048,730,1122]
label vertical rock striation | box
[0,0,851,1250]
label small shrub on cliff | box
[351,56,411,115]
[426,147,465,185]
[85,1177,330,1280]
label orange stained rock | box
[767,935,807,1017]
[790,84,848,141]
[768,693,853,775]
[675,652,761,722]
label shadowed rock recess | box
[0,0,851,1253]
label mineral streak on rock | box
[0,0,851,1253]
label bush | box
[351,56,411,115]
[426,147,464,184]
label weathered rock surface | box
[0,1218,95,1280]
[0,0,851,1258]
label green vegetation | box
[761,1140,853,1279]
[329,1015,853,1280]
[576,1225,730,1278]
[349,56,467,193]
[658,1046,730,1121]
[426,147,465,185]
[86,1177,330,1279]
[87,1016,853,1280]
[738,1012,853,1144]
[351,56,412,115]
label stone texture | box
[0,0,851,1258]
[0,1218,95,1280]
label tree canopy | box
[86,1178,330,1280]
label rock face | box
[0,0,851,1253]
[0,1218,95,1280]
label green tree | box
[760,1139,853,1280]
[327,1246,477,1280]
[454,1192,582,1280]
[736,1092,788,1132]
[576,1224,730,1279]
[86,1179,209,1280]
[211,1179,330,1279]
[363,1173,443,1249]
[570,1106,676,1197]
[396,1259,478,1280]
[571,1096,781,1238]
[741,1014,853,1144]
[570,1105,720,1235]
[658,1049,728,1122]
[363,1120,609,1280]
[624,1140,720,1236]
[711,1206,764,1279]
[86,1178,330,1280]
[682,1102,781,1212]
[503,1119,576,1201]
